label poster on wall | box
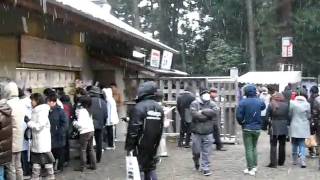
[161,50,173,70]
[150,49,161,68]
[281,37,293,57]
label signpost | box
[161,50,173,70]
[282,37,293,57]
[150,49,161,68]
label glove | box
[201,109,216,117]
[24,116,30,123]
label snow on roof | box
[238,71,302,85]
[238,71,302,91]
[51,0,179,54]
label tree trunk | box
[132,0,140,29]
[245,0,256,71]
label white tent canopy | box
[238,71,302,91]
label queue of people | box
[236,84,320,176]
[0,79,122,180]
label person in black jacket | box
[47,93,68,172]
[177,86,195,148]
[265,92,289,168]
[125,81,164,180]
[190,87,219,176]
[89,86,108,163]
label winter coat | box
[73,108,94,135]
[125,81,164,171]
[260,92,271,117]
[103,88,119,126]
[266,93,289,136]
[27,104,51,153]
[0,101,12,165]
[289,96,311,138]
[312,96,320,136]
[90,96,108,130]
[236,85,266,131]
[7,97,26,152]
[49,105,68,149]
[177,91,195,123]
[190,98,219,135]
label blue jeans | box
[192,134,213,171]
[0,166,4,180]
[291,138,306,160]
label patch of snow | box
[153,3,159,9]
[138,0,150,8]
[53,0,178,53]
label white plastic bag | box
[126,152,141,180]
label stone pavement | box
[57,132,320,180]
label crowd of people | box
[0,79,122,180]
[237,83,320,176]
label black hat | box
[310,86,319,94]
[89,86,102,95]
[199,87,209,96]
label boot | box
[32,164,41,180]
[45,164,55,180]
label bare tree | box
[132,0,140,29]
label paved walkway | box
[57,132,320,180]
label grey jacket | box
[289,96,311,138]
[190,98,219,135]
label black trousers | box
[213,123,223,149]
[103,126,114,148]
[21,150,32,176]
[94,129,103,163]
[270,135,286,166]
[179,121,191,146]
[52,147,65,171]
[64,132,70,163]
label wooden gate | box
[127,77,239,144]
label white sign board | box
[161,50,173,70]
[282,37,293,57]
[150,49,161,68]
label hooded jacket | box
[125,81,164,171]
[103,88,119,126]
[27,104,51,153]
[289,96,311,138]
[236,85,266,131]
[266,93,289,136]
[0,100,12,165]
[190,98,219,135]
[177,91,195,123]
[5,82,26,152]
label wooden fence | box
[127,77,239,144]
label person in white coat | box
[289,92,311,168]
[73,96,96,172]
[102,88,119,150]
[260,87,271,130]
[25,93,55,180]
[5,82,25,180]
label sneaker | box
[106,146,116,150]
[243,169,255,176]
[252,167,258,172]
[301,160,307,168]
[202,170,212,176]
